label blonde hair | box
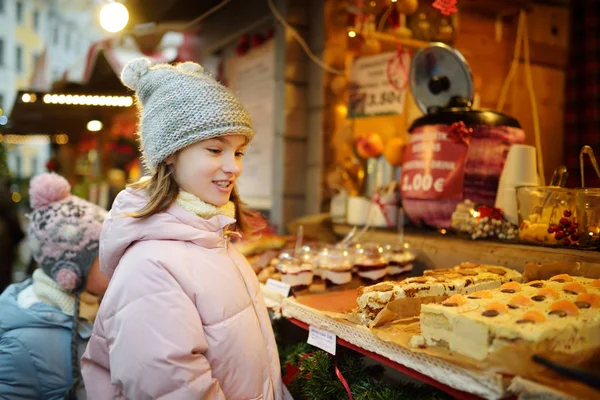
[128,162,260,235]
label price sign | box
[265,279,291,298]
[348,51,410,118]
[307,326,337,355]
[401,125,469,200]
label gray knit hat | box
[120,58,254,172]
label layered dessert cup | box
[317,247,354,287]
[276,258,314,290]
[385,245,415,276]
[353,244,388,283]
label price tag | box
[307,326,337,355]
[348,51,410,118]
[266,279,291,298]
[401,125,469,200]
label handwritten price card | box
[348,51,411,118]
[401,125,468,200]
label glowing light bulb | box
[99,2,129,33]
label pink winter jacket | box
[81,188,284,400]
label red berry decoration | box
[549,209,579,246]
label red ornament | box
[46,159,57,172]
[448,121,473,145]
[250,34,265,48]
[235,34,251,56]
[477,206,504,221]
[432,0,458,16]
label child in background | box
[0,173,109,399]
[82,59,285,399]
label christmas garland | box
[279,342,452,400]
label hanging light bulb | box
[99,2,129,33]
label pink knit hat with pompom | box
[27,173,107,292]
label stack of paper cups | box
[495,144,539,224]
[346,196,371,226]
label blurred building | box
[0,0,102,115]
[0,0,102,180]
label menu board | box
[348,51,410,118]
[228,40,275,209]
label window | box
[0,38,4,67]
[0,94,4,110]
[65,31,70,50]
[16,45,22,73]
[33,10,40,31]
[16,1,23,24]
[0,0,5,14]
[53,26,59,45]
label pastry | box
[418,274,600,360]
[356,262,522,324]
[234,234,287,256]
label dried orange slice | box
[550,274,574,283]
[576,293,600,309]
[508,295,533,309]
[482,302,509,317]
[467,290,492,299]
[563,282,588,295]
[442,294,466,307]
[500,281,521,293]
[538,288,559,300]
[549,300,579,317]
[519,310,547,323]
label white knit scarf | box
[176,190,236,219]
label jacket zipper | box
[223,233,277,399]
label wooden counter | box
[333,224,600,272]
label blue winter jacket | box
[0,279,92,400]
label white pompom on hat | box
[120,58,254,172]
[120,58,152,90]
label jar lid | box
[409,42,474,114]
[409,108,522,130]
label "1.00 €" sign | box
[400,126,469,200]
[401,173,445,194]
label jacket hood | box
[100,187,235,279]
[0,280,92,338]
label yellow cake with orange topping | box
[416,275,600,360]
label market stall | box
[231,0,599,398]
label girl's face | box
[169,134,247,207]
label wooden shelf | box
[362,31,431,50]
[332,224,600,271]
[459,0,533,17]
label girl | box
[81,59,284,399]
[0,173,109,399]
